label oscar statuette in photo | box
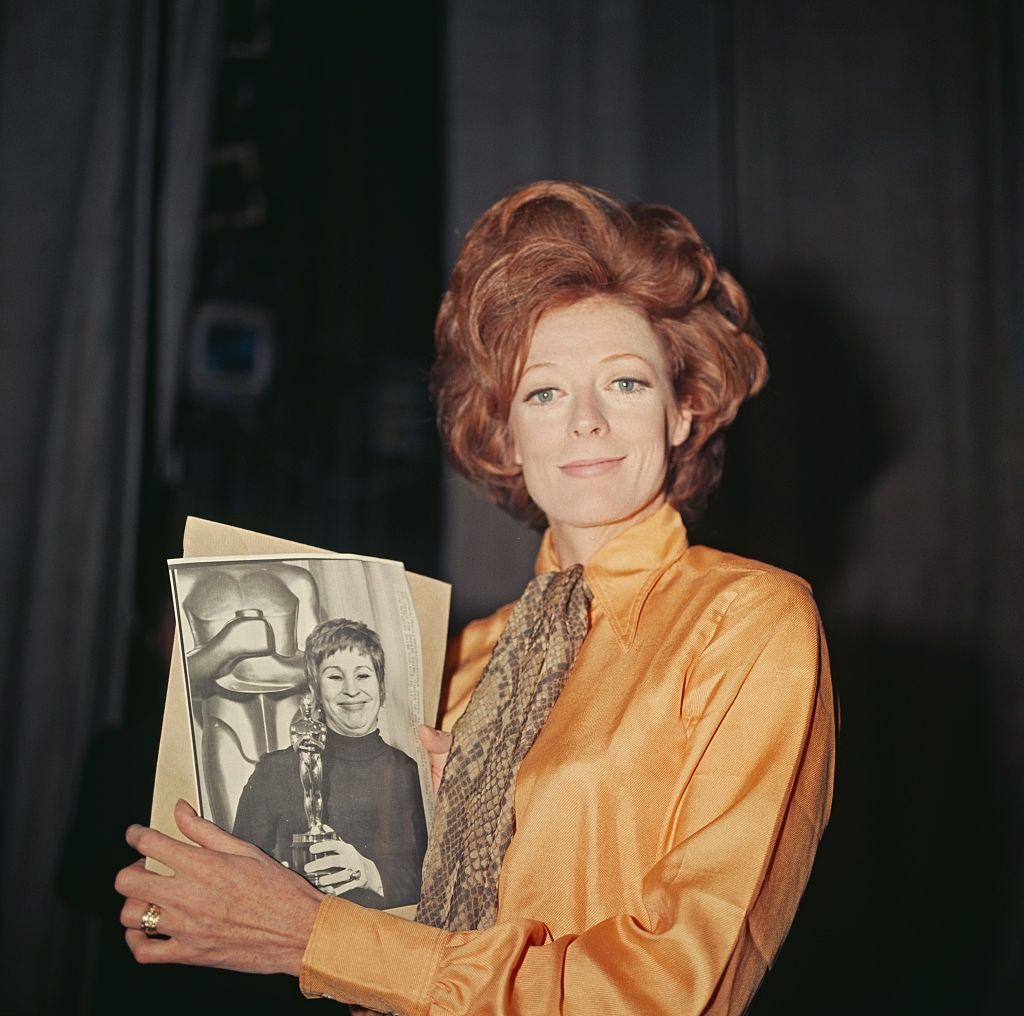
[289,693,332,882]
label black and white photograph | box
[168,554,430,911]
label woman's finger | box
[308,838,349,855]
[125,928,188,965]
[120,897,153,931]
[304,852,354,874]
[123,802,261,875]
[124,821,200,872]
[119,896,175,937]
[416,724,452,755]
[114,858,177,905]
[416,725,452,795]
[113,857,148,887]
[315,867,360,887]
[173,799,262,857]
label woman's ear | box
[669,405,693,448]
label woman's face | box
[316,647,382,737]
[507,298,691,555]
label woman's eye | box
[525,387,557,404]
[612,377,646,393]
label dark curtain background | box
[0,2,220,1012]
[0,1,441,1013]
[0,1,1020,1013]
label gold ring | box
[140,902,162,936]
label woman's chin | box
[326,717,379,738]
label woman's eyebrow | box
[599,352,655,366]
[521,352,654,375]
[519,360,556,376]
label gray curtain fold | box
[156,1,222,484]
[0,2,220,1011]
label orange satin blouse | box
[301,504,835,1014]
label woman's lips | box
[559,457,624,478]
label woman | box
[231,618,428,910]
[116,181,834,1015]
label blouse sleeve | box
[301,575,835,1015]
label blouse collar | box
[534,502,690,651]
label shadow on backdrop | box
[695,273,1009,1014]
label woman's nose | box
[570,391,608,438]
[341,674,358,695]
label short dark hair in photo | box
[304,617,386,705]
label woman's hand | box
[416,724,452,797]
[114,799,323,975]
[305,839,382,898]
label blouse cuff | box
[300,895,448,1016]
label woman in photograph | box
[116,181,834,1015]
[231,617,428,910]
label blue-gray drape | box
[0,2,220,1010]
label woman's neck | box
[324,726,383,759]
[548,494,666,568]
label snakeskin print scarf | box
[416,565,592,931]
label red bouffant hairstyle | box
[431,181,767,528]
